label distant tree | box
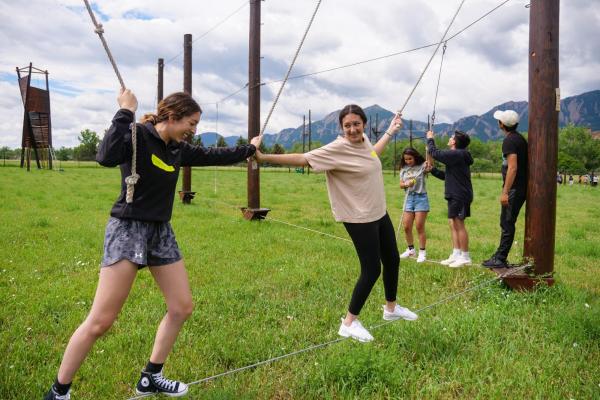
[258,141,269,154]
[236,136,248,146]
[192,134,203,146]
[216,136,227,147]
[558,125,600,172]
[74,129,100,161]
[55,146,73,161]
[271,143,285,154]
[0,146,11,161]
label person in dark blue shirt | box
[427,130,474,268]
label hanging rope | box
[430,42,448,128]
[83,0,139,203]
[396,0,466,116]
[260,0,323,138]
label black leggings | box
[343,213,400,315]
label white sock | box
[461,251,470,259]
[419,249,426,255]
[452,248,461,256]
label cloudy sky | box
[1,0,598,148]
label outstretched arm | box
[373,113,403,155]
[250,135,309,167]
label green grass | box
[0,164,599,399]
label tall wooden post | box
[302,115,306,174]
[242,0,269,220]
[180,34,195,204]
[307,109,312,176]
[501,0,559,290]
[157,58,164,104]
[524,0,560,276]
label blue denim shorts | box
[101,217,182,268]
[404,192,430,212]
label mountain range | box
[198,89,600,148]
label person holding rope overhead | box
[398,147,431,263]
[427,129,474,268]
[44,89,257,400]
[252,105,417,343]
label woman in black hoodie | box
[44,89,258,399]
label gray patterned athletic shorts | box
[101,217,182,268]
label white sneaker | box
[440,253,458,265]
[338,318,374,342]
[449,256,472,268]
[416,250,426,263]
[400,248,416,259]
[382,305,418,321]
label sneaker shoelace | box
[152,373,178,392]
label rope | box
[430,42,448,127]
[397,0,466,116]
[124,261,530,400]
[83,0,139,203]
[259,0,323,137]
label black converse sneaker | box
[43,388,70,400]
[135,370,189,397]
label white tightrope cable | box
[83,0,139,203]
[124,259,529,400]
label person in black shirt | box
[427,130,474,268]
[44,89,257,400]
[482,109,528,268]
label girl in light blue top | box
[398,147,430,263]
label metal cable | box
[260,0,323,137]
[430,42,448,127]
[198,0,512,107]
[396,0,466,116]
[164,0,249,65]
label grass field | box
[0,163,599,399]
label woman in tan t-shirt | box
[253,105,418,342]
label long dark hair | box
[141,92,202,124]
[338,104,367,126]
[399,147,425,168]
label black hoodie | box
[96,109,256,222]
[427,138,474,203]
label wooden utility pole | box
[307,109,312,176]
[302,114,306,174]
[501,0,559,290]
[157,58,164,104]
[242,0,269,220]
[180,34,195,204]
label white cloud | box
[0,0,598,148]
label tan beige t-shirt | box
[304,134,386,223]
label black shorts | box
[101,217,182,268]
[447,198,471,220]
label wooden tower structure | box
[16,63,53,171]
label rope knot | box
[125,173,140,186]
[94,24,104,34]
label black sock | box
[52,378,71,396]
[408,244,415,250]
[145,361,164,374]
[420,248,426,251]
